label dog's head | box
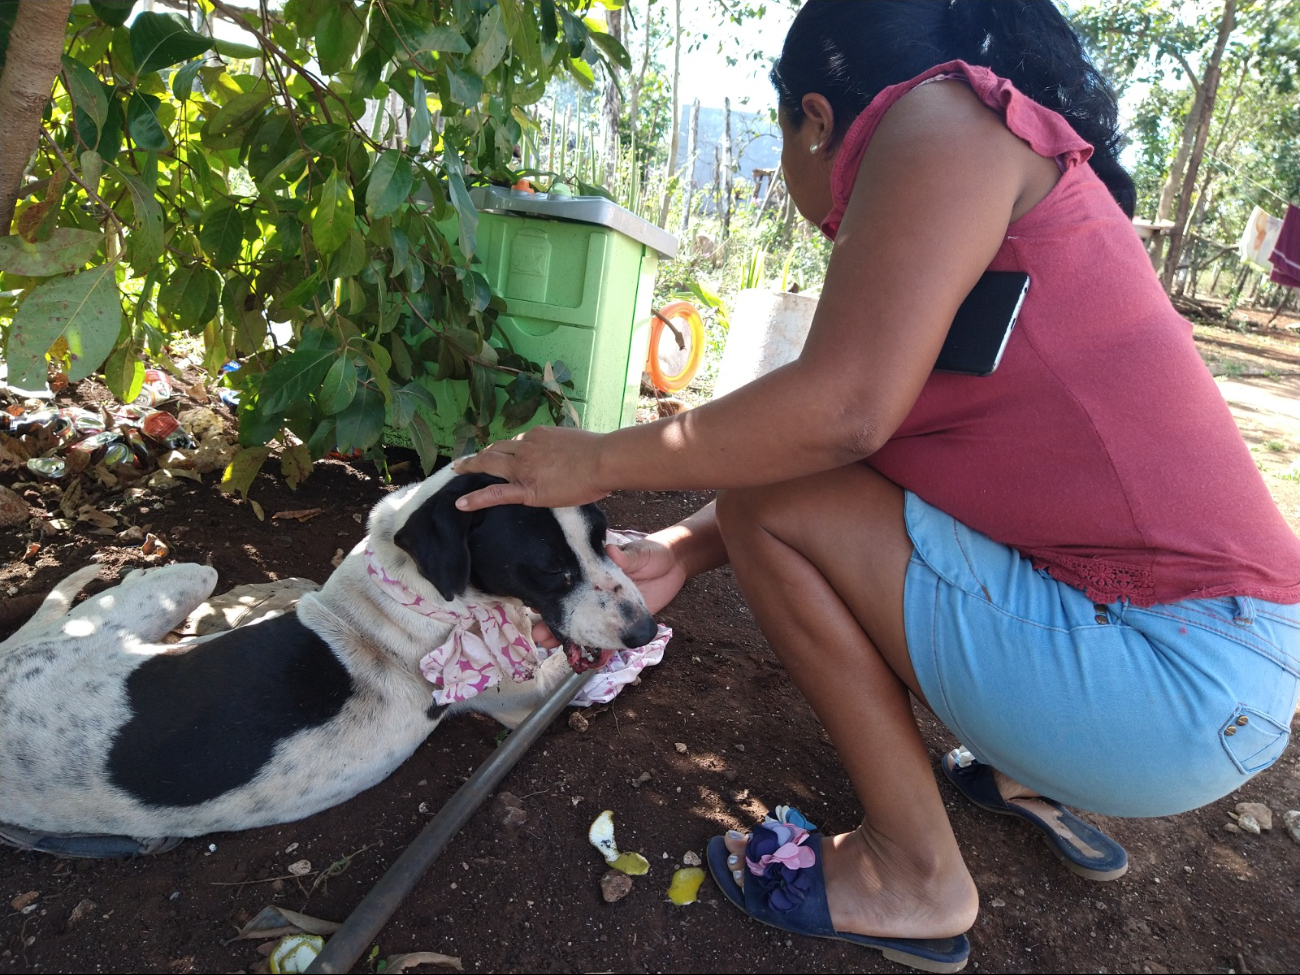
[368,471,656,671]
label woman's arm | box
[457,81,1046,510]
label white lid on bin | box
[469,185,679,259]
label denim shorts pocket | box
[1220,704,1292,775]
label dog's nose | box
[619,614,657,649]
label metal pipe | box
[306,668,592,974]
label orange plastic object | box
[646,301,705,393]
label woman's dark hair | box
[770,0,1136,217]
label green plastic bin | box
[389,186,679,454]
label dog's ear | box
[392,474,507,600]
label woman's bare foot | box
[722,823,977,940]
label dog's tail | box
[0,565,102,648]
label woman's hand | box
[453,425,609,510]
[607,535,688,616]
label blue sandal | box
[0,821,182,858]
[706,806,970,974]
[942,747,1128,881]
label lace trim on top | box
[1032,552,1155,605]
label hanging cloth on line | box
[1238,205,1282,270]
[1269,204,1300,288]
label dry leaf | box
[385,951,464,973]
[231,905,341,941]
[76,504,118,529]
[250,499,266,521]
[272,508,323,523]
[9,891,39,911]
[185,382,209,403]
[141,533,170,558]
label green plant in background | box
[0,0,630,487]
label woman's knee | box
[715,483,798,545]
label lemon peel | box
[667,867,705,905]
[588,810,649,875]
[268,934,324,974]
[610,851,650,875]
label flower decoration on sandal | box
[745,806,819,913]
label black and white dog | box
[0,470,655,854]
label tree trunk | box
[656,0,682,227]
[628,1,652,153]
[0,0,73,236]
[1162,0,1236,292]
[680,99,699,234]
[721,96,734,241]
[1156,79,1204,223]
[601,7,622,186]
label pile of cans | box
[2,370,199,481]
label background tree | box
[0,0,629,489]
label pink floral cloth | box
[366,548,537,704]
[366,532,671,707]
[534,623,672,707]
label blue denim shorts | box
[902,492,1300,817]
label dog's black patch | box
[106,612,353,807]
[426,700,449,721]
[394,474,509,600]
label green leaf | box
[7,265,122,391]
[0,229,103,276]
[408,75,431,149]
[317,1,364,76]
[280,442,313,489]
[126,92,169,150]
[446,66,484,108]
[221,445,272,499]
[91,1,137,28]
[566,57,595,89]
[334,382,386,452]
[280,270,323,310]
[422,26,471,54]
[213,37,261,60]
[540,0,558,41]
[409,412,441,474]
[172,58,203,100]
[301,122,349,154]
[61,57,109,138]
[587,30,632,71]
[319,355,358,414]
[443,147,477,259]
[81,150,103,197]
[390,225,411,276]
[116,169,162,268]
[259,327,340,413]
[329,231,368,280]
[392,380,436,428]
[199,205,246,266]
[157,265,218,331]
[130,12,213,76]
[74,82,123,161]
[312,170,354,256]
[468,4,509,76]
[366,150,414,219]
[104,345,146,403]
[254,148,307,189]
[205,83,272,137]
[557,7,587,58]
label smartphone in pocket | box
[934,271,1031,376]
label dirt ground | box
[3,317,1300,975]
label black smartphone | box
[934,270,1031,376]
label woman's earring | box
[809,142,820,154]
